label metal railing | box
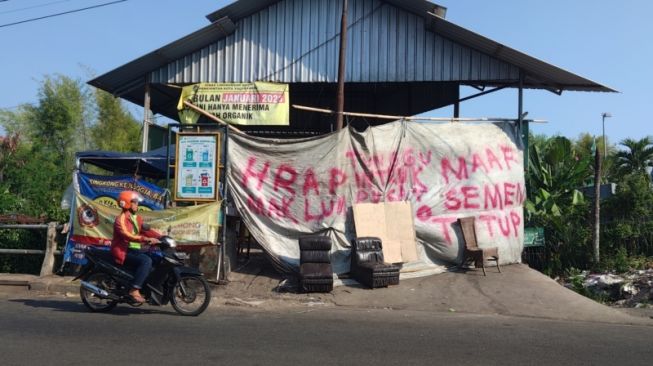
[0,222,61,276]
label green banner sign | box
[524,227,545,247]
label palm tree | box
[614,137,653,178]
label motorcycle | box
[75,236,211,316]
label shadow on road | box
[9,298,177,316]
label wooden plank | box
[385,201,418,262]
[353,202,402,263]
[353,201,418,263]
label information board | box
[524,227,545,248]
[175,133,221,201]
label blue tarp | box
[75,145,176,178]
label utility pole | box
[593,113,610,266]
[592,141,602,265]
[601,112,611,158]
[335,0,348,131]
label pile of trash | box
[559,269,653,308]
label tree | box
[0,133,19,183]
[575,132,616,180]
[0,74,144,274]
[526,136,590,218]
[603,173,653,258]
[525,136,594,274]
[0,74,90,220]
[90,89,142,152]
[21,74,91,175]
[613,137,653,179]
[0,108,31,137]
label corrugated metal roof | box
[88,0,614,105]
[205,0,447,23]
[148,0,518,84]
[89,17,235,96]
[426,13,616,92]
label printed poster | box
[77,172,165,210]
[175,133,220,201]
[63,173,166,265]
[177,82,290,125]
[71,193,221,247]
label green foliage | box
[0,229,45,274]
[0,133,19,183]
[526,136,591,220]
[0,74,144,220]
[0,182,21,212]
[0,73,144,273]
[5,146,69,221]
[525,132,653,276]
[0,79,87,222]
[613,247,630,273]
[90,89,142,152]
[598,251,653,273]
[0,108,31,137]
[0,140,65,274]
[613,137,653,179]
[574,132,616,180]
[22,75,91,174]
[536,202,593,276]
[574,133,615,160]
[602,173,653,260]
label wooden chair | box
[458,217,501,276]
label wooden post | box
[40,222,57,276]
[183,101,242,133]
[518,71,529,171]
[335,0,349,131]
[142,77,151,153]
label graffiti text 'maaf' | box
[238,144,522,225]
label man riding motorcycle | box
[111,190,161,303]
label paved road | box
[1,295,652,366]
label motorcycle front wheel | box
[170,275,211,316]
[80,272,118,312]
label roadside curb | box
[28,278,79,294]
[2,267,653,326]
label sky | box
[0,0,651,145]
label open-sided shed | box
[86,0,615,278]
[89,0,614,137]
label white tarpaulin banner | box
[227,121,525,274]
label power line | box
[0,0,128,29]
[0,0,76,15]
[260,2,384,82]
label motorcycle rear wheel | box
[80,272,118,312]
[170,275,211,316]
